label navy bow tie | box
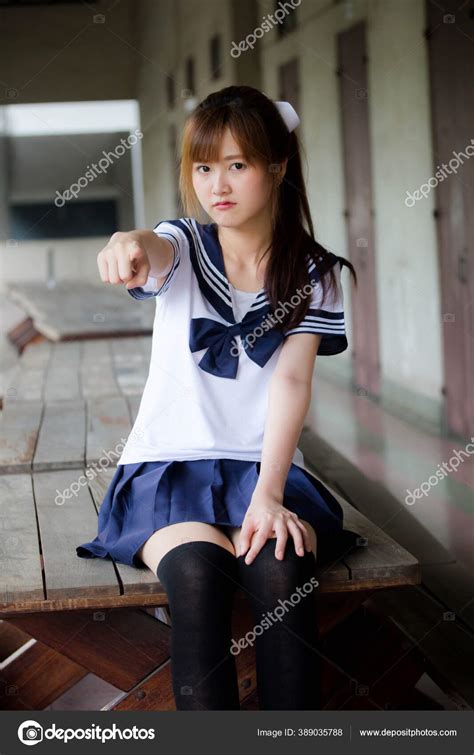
[189,315,284,378]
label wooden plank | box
[0,636,87,710]
[0,620,32,661]
[0,593,168,617]
[126,394,142,424]
[34,469,120,600]
[0,475,44,604]
[422,561,474,633]
[8,608,170,691]
[321,603,425,710]
[19,340,51,369]
[339,500,421,586]
[2,340,51,404]
[137,335,152,362]
[86,396,132,466]
[8,282,154,341]
[43,341,81,401]
[302,466,421,588]
[109,338,149,396]
[33,400,86,471]
[0,400,43,473]
[113,599,258,711]
[367,586,474,709]
[111,662,175,710]
[80,340,119,398]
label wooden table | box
[0,338,422,711]
[7,283,153,350]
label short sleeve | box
[283,258,348,355]
[127,219,186,300]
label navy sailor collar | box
[164,217,341,379]
[166,217,339,324]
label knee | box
[157,540,239,604]
[238,538,317,598]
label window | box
[275,1,298,37]
[166,75,175,108]
[278,58,300,116]
[209,35,222,80]
[10,199,118,240]
[185,57,195,95]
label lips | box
[213,202,236,208]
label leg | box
[138,522,240,711]
[136,520,235,574]
[234,519,322,710]
[223,518,317,561]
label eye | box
[231,162,246,170]
[196,165,210,174]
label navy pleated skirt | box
[76,459,361,569]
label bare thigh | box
[136,522,237,575]
[224,518,317,560]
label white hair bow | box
[273,100,300,132]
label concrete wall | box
[0,235,108,287]
[0,0,137,104]
[368,0,442,418]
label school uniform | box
[76,217,361,568]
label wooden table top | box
[0,337,421,618]
[0,337,150,473]
[8,282,154,341]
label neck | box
[216,218,273,269]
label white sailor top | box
[116,217,347,470]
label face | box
[192,128,285,229]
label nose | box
[211,169,231,196]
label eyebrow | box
[194,154,245,163]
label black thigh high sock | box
[156,540,240,711]
[236,538,321,710]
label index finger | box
[117,239,145,282]
[243,527,273,565]
[238,513,258,556]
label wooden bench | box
[0,337,422,710]
[0,463,421,710]
[7,282,154,350]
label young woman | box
[77,85,361,711]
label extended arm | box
[97,228,174,290]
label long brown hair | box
[178,85,357,331]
